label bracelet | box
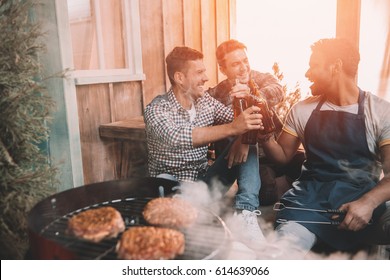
[258,133,274,143]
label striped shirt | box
[145,89,233,182]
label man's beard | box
[310,82,326,96]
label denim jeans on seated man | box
[198,139,261,212]
[198,137,266,251]
[156,138,261,212]
[158,136,265,250]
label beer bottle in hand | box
[232,96,257,145]
[241,100,258,145]
[248,79,276,135]
[232,97,247,118]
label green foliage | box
[0,0,57,259]
[272,62,303,122]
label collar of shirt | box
[167,88,186,111]
[167,88,214,113]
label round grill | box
[28,178,231,260]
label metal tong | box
[273,202,345,214]
[273,202,345,225]
[276,218,342,225]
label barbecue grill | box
[28,177,232,260]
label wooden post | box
[336,0,361,49]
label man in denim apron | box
[261,38,390,253]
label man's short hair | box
[166,46,203,86]
[216,39,247,67]
[311,38,360,77]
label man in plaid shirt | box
[209,40,285,166]
[207,40,285,249]
[145,46,266,250]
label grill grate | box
[39,197,230,260]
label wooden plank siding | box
[77,81,144,184]
[183,0,202,52]
[162,0,185,91]
[336,0,361,48]
[139,0,166,107]
[77,0,234,184]
[216,0,233,82]
[142,0,235,106]
[76,84,116,183]
[201,0,218,88]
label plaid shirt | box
[145,89,233,182]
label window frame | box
[59,0,145,85]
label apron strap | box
[357,88,365,116]
[314,96,326,111]
[313,88,366,116]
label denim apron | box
[276,89,385,251]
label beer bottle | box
[233,95,259,145]
[232,96,247,118]
[232,96,257,145]
[241,98,258,145]
[248,79,276,135]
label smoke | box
[224,217,376,260]
[172,180,383,260]
[338,159,382,182]
[175,179,226,214]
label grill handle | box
[326,209,345,214]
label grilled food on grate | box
[67,206,125,242]
[143,197,198,228]
[116,226,185,260]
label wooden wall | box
[76,82,144,184]
[78,0,234,184]
[140,0,235,107]
[336,0,361,48]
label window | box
[66,0,144,84]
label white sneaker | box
[230,209,266,250]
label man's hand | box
[231,106,261,134]
[225,138,250,168]
[335,197,376,231]
[230,80,250,99]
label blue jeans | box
[199,139,261,211]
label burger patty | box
[116,226,185,260]
[67,206,125,242]
[143,197,198,228]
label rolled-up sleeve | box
[253,72,285,107]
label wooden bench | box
[99,116,146,141]
[99,116,149,178]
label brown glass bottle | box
[232,97,247,118]
[248,80,276,135]
[232,96,258,145]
